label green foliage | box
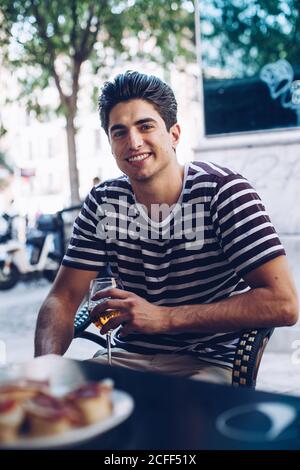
[0,0,195,201]
[0,0,196,118]
[121,0,196,64]
[199,0,300,76]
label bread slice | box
[0,379,49,403]
[65,381,113,425]
[24,393,73,437]
[0,399,24,443]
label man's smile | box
[126,152,153,164]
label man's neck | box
[130,162,185,216]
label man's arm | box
[95,256,299,336]
[34,266,97,356]
[166,256,299,334]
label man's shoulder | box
[186,162,252,201]
[187,161,245,192]
[186,161,255,198]
[189,161,240,180]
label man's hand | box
[90,288,170,336]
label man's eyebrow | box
[135,118,157,126]
[109,118,157,134]
[109,123,126,134]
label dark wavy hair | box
[98,70,178,135]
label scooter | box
[0,212,63,290]
[0,213,12,244]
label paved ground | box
[0,279,99,365]
[1,238,300,396]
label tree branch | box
[80,0,109,61]
[70,0,78,51]
[31,0,68,107]
[76,4,94,61]
[82,16,101,60]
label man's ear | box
[170,123,181,150]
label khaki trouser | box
[92,348,232,385]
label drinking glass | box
[88,277,123,365]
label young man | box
[34,71,298,384]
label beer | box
[88,277,124,366]
[92,310,121,329]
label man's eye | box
[141,124,153,131]
[113,131,126,138]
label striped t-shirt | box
[62,161,285,368]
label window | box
[197,0,300,135]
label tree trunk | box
[66,114,81,205]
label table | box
[1,354,300,450]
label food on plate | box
[65,380,113,425]
[0,378,114,443]
[0,398,24,442]
[0,379,49,443]
[24,393,75,437]
[0,379,49,402]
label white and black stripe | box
[63,161,285,368]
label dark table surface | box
[1,354,300,450]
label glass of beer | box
[88,277,123,365]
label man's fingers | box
[119,324,132,337]
[100,314,127,334]
[92,288,129,301]
[90,299,125,319]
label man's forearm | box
[34,296,75,357]
[166,286,298,334]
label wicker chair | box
[73,302,106,347]
[231,327,273,388]
[73,303,273,388]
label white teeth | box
[128,153,151,162]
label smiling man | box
[35,71,299,384]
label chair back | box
[232,328,274,388]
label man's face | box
[108,99,180,182]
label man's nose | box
[128,129,143,149]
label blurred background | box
[1,0,300,394]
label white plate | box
[0,390,134,449]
